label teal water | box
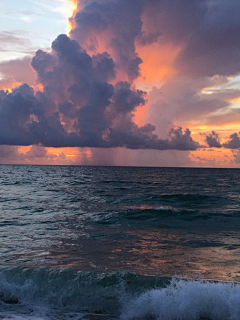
[1,166,240,319]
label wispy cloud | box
[26,0,72,17]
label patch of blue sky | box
[0,0,70,62]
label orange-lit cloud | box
[35,83,44,92]
[18,146,31,154]
[0,57,36,87]
[133,43,181,126]
[0,77,22,92]
[18,145,93,165]
[190,148,234,168]
[136,42,181,90]
[46,147,79,159]
[67,0,78,34]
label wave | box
[148,193,231,207]
[157,193,213,200]
[0,267,124,314]
[1,268,240,319]
[92,205,202,226]
[119,205,196,221]
[0,267,167,317]
[122,277,240,320]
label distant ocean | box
[1,165,240,319]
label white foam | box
[2,269,240,320]
[121,277,240,320]
[157,205,180,213]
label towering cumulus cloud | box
[0,0,199,150]
[1,0,240,153]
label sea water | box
[1,165,240,319]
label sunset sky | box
[1,0,240,167]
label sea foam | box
[121,277,240,320]
[1,268,240,319]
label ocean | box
[1,165,240,319]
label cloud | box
[0,31,36,56]
[204,131,222,148]
[0,77,21,91]
[70,0,144,81]
[224,133,240,149]
[1,0,240,157]
[0,31,30,47]
[0,145,20,160]
[142,76,240,142]
[140,0,240,77]
[0,56,36,85]
[0,32,200,151]
[232,150,240,164]
[0,145,68,164]
[24,145,66,160]
[174,0,240,77]
[204,131,240,150]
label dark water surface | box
[1,165,240,319]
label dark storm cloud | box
[70,0,144,81]
[137,0,240,77]
[1,0,240,151]
[113,82,145,113]
[173,0,240,77]
[204,131,240,150]
[204,131,222,148]
[71,0,240,133]
[224,133,240,149]
[140,0,207,44]
[0,33,199,150]
[31,50,56,79]
[0,84,35,146]
[0,82,199,150]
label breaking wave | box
[122,277,240,320]
[1,268,240,319]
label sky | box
[0,0,240,167]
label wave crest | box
[2,268,240,320]
[121,277,240,320]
